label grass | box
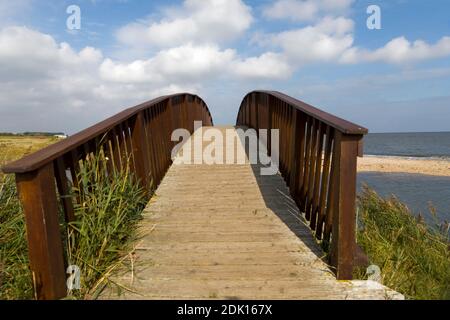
[0,174,33,299]
[0,135,56,299]
[65,151,146,299]
[356,186,450,300]
[0,135,147,300]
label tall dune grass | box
[0,149,146,300]
[0,174,33,299]
[66,152,146,299]
[356,186,450,300]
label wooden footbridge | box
[2,91,401,300]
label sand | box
[358,156,450,177]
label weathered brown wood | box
[303,118,315,216]
[310,122,325,230]
[267,96,273,156]
[323,151,336,243]
[117,123,127,168]
[111,127,122,172]
[288,109,300,193]
[316,126,334,240]
[123,120,136,175]
[131,112,151,191]
[15,163,66,300]
[53,157,75,223]
[295,113,307,200]
[306,120,319,220]
[329,132,361,280]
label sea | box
[358,132,450,224]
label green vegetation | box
[0,132,66,137]
[0,136,56,299]
[66,152,146,299]
[356,186,450,300]
[0,136,146,299]
[0,174,33,299]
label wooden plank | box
[15,163,66,300]
[131,112,151,191]
[316,126,334,240]
[310,122,325,230]
[303,118,315,216]
[306,119,319,220]
[53,157,75,223]
[329,132,360,280]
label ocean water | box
[364,132,450,158]
[358,132,450,223]
[358,172,450,223]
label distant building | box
[54,134,68,139]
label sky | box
[0,0,449,134]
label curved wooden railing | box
[1,93,213,299]
[236,90,368,280]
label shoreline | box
[358,155,450,177]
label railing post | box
[15,163,66,300]
[267,95,273,157]
[131,111,151,192]
[329,132,362,280]
[288,109,298,192]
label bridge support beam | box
[15,163,66,300]
[329,132,362,280]
[131,112,151,193]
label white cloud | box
[257,17,354,65]
[341,36,450,64]
[263,0,354,22]
[350,37,450,64]
[0,25,288,133]
[100,44,236,83]
[0,26,201,133]
[233,52,292,79]
[116,0,253,49]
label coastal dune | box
[358,156,450,177]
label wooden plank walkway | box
[101,126,402,300]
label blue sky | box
[0,0,449,133]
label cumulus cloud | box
[0,26,201,133]
[255,17,354,65]
[0,25,288,133]
[116,0,253,49]
[233,52,292,79]
[341,36,450,64]
[100,44,236,83]
[263,0,354,22]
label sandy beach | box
[358,156,450,177]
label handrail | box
[3,93,212,173]
[236,90,368,280]
[1,93,213,300]
[237,91,368,135]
